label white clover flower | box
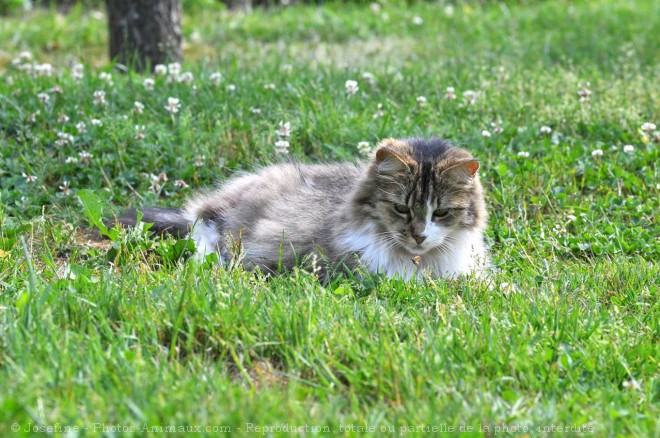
[37,92,50,104]
[622,379,640,390]
[517,151,530,158]
[264,83,276,90]
[641,122,656,133]
[76,122,86,134]
[345,79,359,96]
[578,83,592,103]
[50,85,63,94]
[189,30,202,42]
[90,118,103,126]
[591,149,604,157]
[99,72,113,84]
[539,125,552,135]
[143,78,155,91]
[445,86,457,100]
[361,72,376,85]
[22,173,38,183]
[65,156,78,164]
[495,66,508,82]
[623,145,635,153]
[59,180,71,196]
[57,131,74,143]
[490,121,503,134]
[370,2,381,13]
[277,121,291,138]
[72,63,84,81]
[412,16,423,25]
[178,71,194,84]
[164,97,181,114]
[28,111,39,123]
[463,90,478,105]
[227,84,236,92]
[18,51,33,61]
[566,214,577,222]
[194,155,205,167]
[154,64,167,76]
[357,141,371,156]
[93,90,106,106]
[148,178,161,192]
[55,131,75,146]
[58,113,69,123]
[174,179,189,189]
[167,62,181,76]
[209,72,222,86]
[78,151,93,164]
[135,125,146,141]
[444,5,454,16]
[275,140,290,154]
[134,101,145,114]
[34,63,53,77]
[481,130,491,138]
[373,103,385,119]
[416,95,427,107]
[250,107,262,114]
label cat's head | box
[354,138,487,255]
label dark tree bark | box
[105,0,182,73]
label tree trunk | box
[105,0,182,73]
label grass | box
[1,0,659,436]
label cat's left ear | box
[442,160,480,182]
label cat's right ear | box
[375,147,412,174]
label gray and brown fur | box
[109,138,489,279]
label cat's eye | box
[433,209,450,219]
[394,204,410,214]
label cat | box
[111,138,489,280]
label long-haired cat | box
[112,138,489,280]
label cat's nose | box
[413,235,426,245]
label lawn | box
[0,0,658,436]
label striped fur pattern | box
[112,138,489,280]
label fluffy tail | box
[106,207,191,237]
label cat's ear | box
[375,139,415,174]
[375,147,412,174]
[442,160,480,182]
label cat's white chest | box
[339,226,486,279]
